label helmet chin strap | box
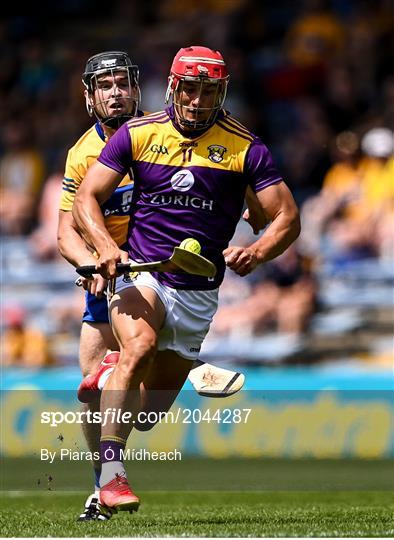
[173,100,221,133]
[101,114,132,129]
[85,95,94,118]
[176,113,218,132]
[87,102,132,130]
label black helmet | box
[82,51,140,128]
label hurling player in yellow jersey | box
[58,51,140,521]
[58,50,252,521]
[73,46,300,514]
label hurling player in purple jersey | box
[59,50,251,522]
[73,45,300,513]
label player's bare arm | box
[243,186,269,234]
[224,181,300,276]
[72,161,128,278]
[58,210,108,297]
[58,210,98,267]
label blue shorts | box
[82,291,109,323]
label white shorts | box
[112,272,219,360]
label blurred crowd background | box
[1,0,393,369]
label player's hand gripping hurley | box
[76,246,217,279]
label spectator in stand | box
[1,305,55,367]
[29,172,63,261]
[284,1,345,68]
[359,128,394,259]
[0,120,45,236]
[326,127,393,261]
[299,130,364,258]
[300,127,394,263]
[359,127,394,208]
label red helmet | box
[165,46,229,131]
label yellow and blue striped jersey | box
[60,113,144,246]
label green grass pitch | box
[0,458,393,537]
[1,491,392,537]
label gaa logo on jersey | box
[150,144,169,155]
[170,170,195,192]
[207,145,227,163]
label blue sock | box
[94,467,101,492]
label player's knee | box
[80,361,98,377]
[117,358,151,381]
[79,345,109,376]
[134,408,166,432]
[134,420,156,432]
[123,333,157,362]
[119,335,157,379]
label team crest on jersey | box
[207,145,227,163]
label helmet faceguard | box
[82,51,140,129]
[165,46,229,131]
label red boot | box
[100,473,140,513]
[77,351,119,403]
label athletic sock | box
[100,436,127,486]
[93,467,101,494]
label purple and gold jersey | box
[60,112,144,246]
[98,106,283,289]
